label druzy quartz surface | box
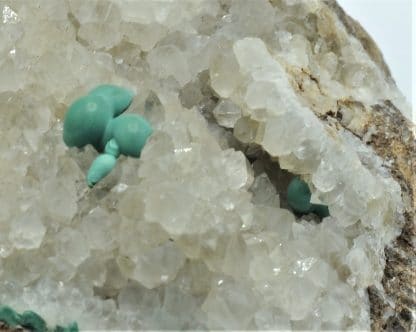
[0,0,410,330]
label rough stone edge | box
[0,322,26,332]
[312,2,415,331]
[323,0,393,81]
[321,98,415,332]
[266,0,414,330]
[365,102,415,332]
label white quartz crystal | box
[212,100,242,128]
[0,0,407,330]
[8,208,46,250]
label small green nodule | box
[87,153,118,188]
[311,203,330,219]
[0,306,21,327]
[20,311,47,332]
[63,84,153,187]
[0,305,79,332]
[53,322,79,332]
[287,177,330,218]
[89,84,134,116]
[287,177,312,214]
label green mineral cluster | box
[63,84,153,187]
[0,306,78,332]
[287,177,330,218]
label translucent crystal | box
[147,45,191,86]
[254,307,292,330]
[245,80,285,113]
[222,149,254,190]
[228,0,276,37]
[212,100,242,128]
[210,49,242,98]
[80,207,117,251]
[118,281,161,314]
[202,278,259,329]
[233,116,264,144]
[250,173,280,206]
[8,208,46,250]
[122,22,167,52]
[55,228,90,267]
[131,242,185,289]
[41,179,77,223]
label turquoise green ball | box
[111,114,153,157]
[0,306,21,327]
[287,177,312,214]
[63,95,112,151]
[63,84,153,187]
[20,311,47,332]
[89,84,134,115]
[87,154,117,188]
[311,204,330,218]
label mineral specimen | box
[0,305,78,332]
[287,177,329,218]
[63,84,153,187]
[0,0,413,331]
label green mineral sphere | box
[311,203,330,218]
[287,177,330,218]
[0,305,21,327]
[63,84,153,187]
[20,311,47,332]
[63,94,112,151]
[54,322,79,332]
[89,84,134,115]
[87,153,117,188]
[111,114,153,157]
[287,177,312,214]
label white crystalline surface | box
[0,0,405,330]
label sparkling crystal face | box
[0,0,406,330]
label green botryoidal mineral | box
[20,311,47,332]
[0,305,78,332]
[63,84,153,187]
[287,177,330,218]
[0,306,21,327]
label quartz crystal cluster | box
[0,0,409,330]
